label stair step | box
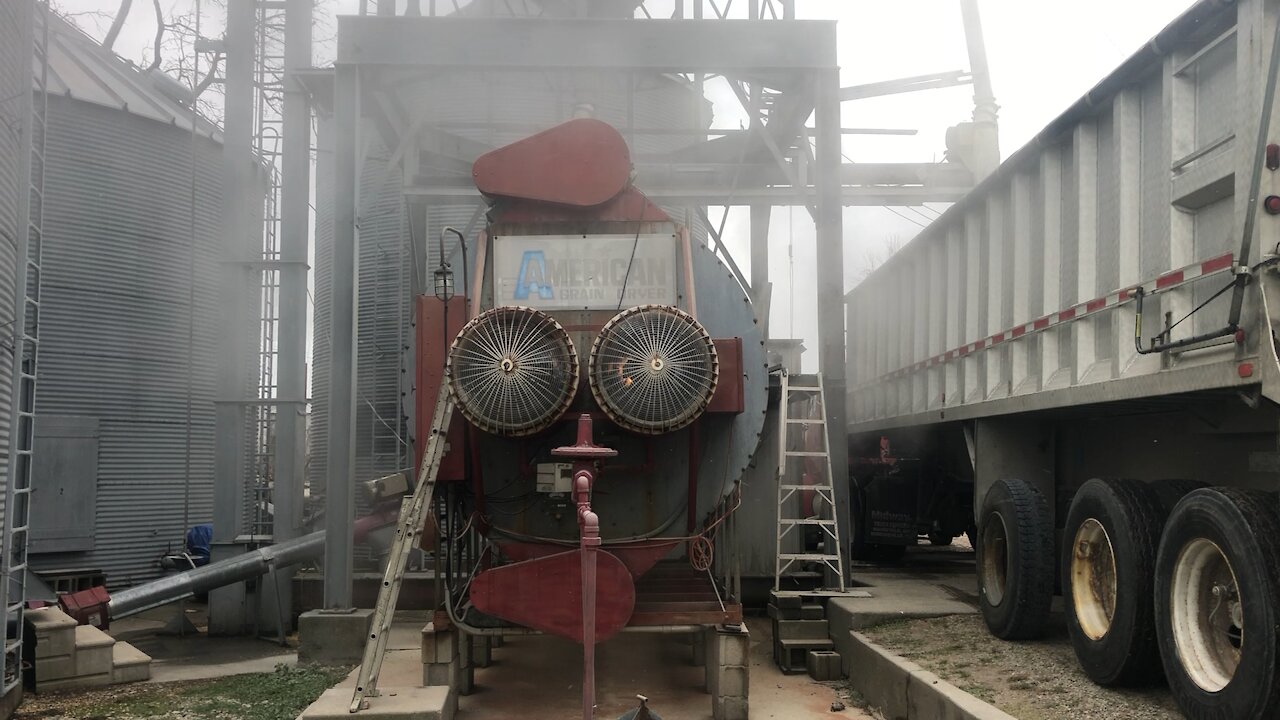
[777,637,835,650]
[29,606,77,658]
[112,642,152,684]
[300,686,456,719]
[775,619,830,640]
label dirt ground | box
[862,613,1181,720]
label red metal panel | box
[472,118,631,207]
[415,295,468,482]
[705,337,743,414]
[498,539,681,579]
[469,550,635,643]
[492,186,671,225]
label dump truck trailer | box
[846,0,1280,717]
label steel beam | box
[210,0,257,636]
[814,68,851,588]
[336,16,836,71]
[750,204,772,334]
[324,63,361,610]
[270,0,314,631]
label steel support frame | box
[323,13,850,597]
[323,62,360,609]
[210,0,259,635]
[269,0,313,629]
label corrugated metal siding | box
[30,96,223,588]
[846,0,1254,430]
[0,0,31,524]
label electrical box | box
[535,463,574,494]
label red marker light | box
[1268,143,1280,171]
[1239,363,1255,378]
[1266,195,1280,215]
[1235,329,1247,344]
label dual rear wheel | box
[976,478,1280,719]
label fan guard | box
[589,305,718,435]
[447,306,579,437]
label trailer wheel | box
[1155,488,1280,720]
[978,478,1053,640]
[1062,479,1163,685]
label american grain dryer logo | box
[494,234,680,310]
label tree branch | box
[103,0,133,52]
[147,0,164,71]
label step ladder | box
[349,383,455,713]
[2,0,49,699]
[773,372,846,592]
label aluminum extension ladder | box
[773,372,847,592]
[349,383,455,713]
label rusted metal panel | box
[706,337,744,414]
[414,295,467,482]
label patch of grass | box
[30,664,351,720]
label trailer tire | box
[1155,488,1280,720]
[978,478,1054,640]
[1062,478,1164,686]
[1151,479,1206,517]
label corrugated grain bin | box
[26,15,234,588]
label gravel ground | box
[862,613,1182,720]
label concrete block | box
[717,664,748,698]
[298,609,375,665]
[300,686,455,720]
[28,607,77,658]
[472,637,492,668]
[715,624,749,667]
[456,633,474,695]
[775,619,829,640]
[35,653,76,681]
[770,592,802,610]
[111,642,152,684]
[420,623,457,665]
[713,696,749,720]
[490,635,504,648]
[800,604,825,620]
[423,661,457,688]
[806,650,841,681]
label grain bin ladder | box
[349,383,455,713]
[2,0,49,701]
[773,372,847,592]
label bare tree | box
[103,0,133,51]
[852,234,906,283]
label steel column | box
[324,63,361,609]
[814,68,850,586]
[959,0,1000,178]
[750,204,772,332]
[210,0,258,635]
[270,0,313,628]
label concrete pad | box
[298,686,454,720]
[845,631,1015,720]
[298,608,374,665]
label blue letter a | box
[515,250,554,300]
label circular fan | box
[589,305,718,435]
[447,306,579,436]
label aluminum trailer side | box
[845,0,1280,716]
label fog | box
[55,0,1199,368]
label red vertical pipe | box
[687,423,700,535]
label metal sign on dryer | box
[493,233,679,310]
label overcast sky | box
[58,0,1201,368]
